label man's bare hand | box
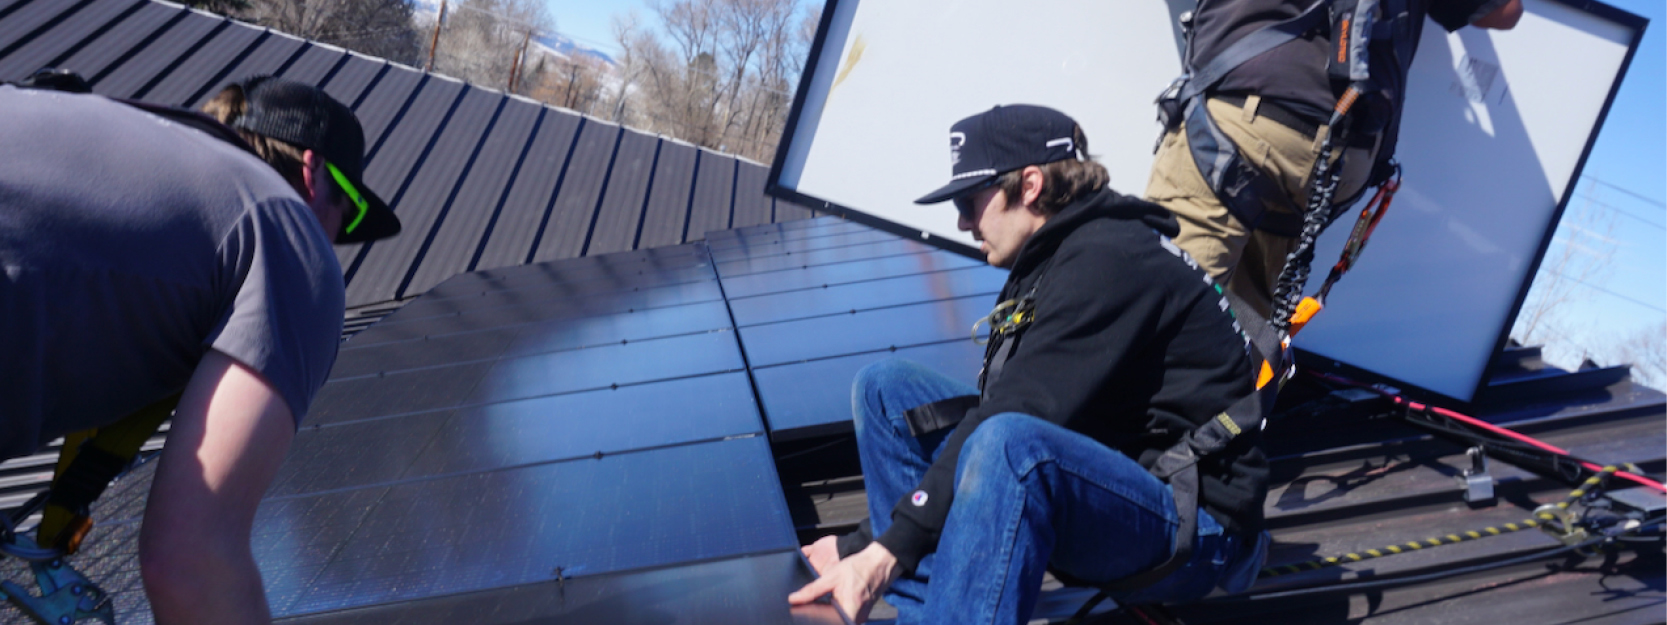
[787,542,901,624]
[802,534,842,575]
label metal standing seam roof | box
[0,0,820,310]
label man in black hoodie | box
[788,106,1270,624]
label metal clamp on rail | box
[2,493,116,624]
[1458,446,1495,506]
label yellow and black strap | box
[37,393,178,554]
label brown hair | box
[995,124,1108,216]
[201,84,309,195]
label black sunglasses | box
[952,178,1001,220]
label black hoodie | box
[871,188,1268,574]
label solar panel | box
[272,550,842,625]
[268,436,796,616]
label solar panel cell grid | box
[714,238,940,277]
[738,295,991,367]
[718,249,986,298]
[267,409,454,497]
[275,436,796,616]
[728,266,1006,326]
[348,280,726,342]
[753,339,984,438]
[399,372,764,478]
[464,330,746,406]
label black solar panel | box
[265,436,794,616]
[719,249,986,298]
[272,550,841,625]
[754,340,984,439]
[728,266,1006,326]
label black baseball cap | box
[915,104,1082,205]
[231,75,399,243]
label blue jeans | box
[853,359,1268,625]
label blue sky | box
[546,0,1664,372]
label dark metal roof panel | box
[316,52,382,105]
[732,159,772,229]
[470,109,582,271]
[349,62,423,155]
[530,118,622,263]
[0,0,92,61]
[273,43,339,82]
[773,197,814,221]
[183,31,308,108]
[0,0,141,80]
[345,85,502,304]
[139,20,264,104]
[401,97,545,296]
[85,6,220,97]
[684,150,737,241]
[338,75,460,280]
[47,0,182,83]
[636,139,699,249]
[582,130,660,256]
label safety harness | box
[969,248,1283,609]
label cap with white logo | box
[914,104,1082,205]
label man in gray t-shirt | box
[0,75,398,624]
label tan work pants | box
[1145,96,1373,318]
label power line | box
[1572,195,1667,231]
[1543,268,1667,313]
[1580,175,1665,208]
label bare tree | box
[1511,190,1618,353]
[1605,322,1667,390]
[531,54,609,114]
[420,0,553,95]
[611,0,810,161]
[239,0,424,66]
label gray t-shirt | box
[0,85,345,458]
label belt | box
[1214,93,1323,138]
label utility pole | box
[508,29,532,93]
[425,0,446,72]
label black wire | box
[1218,514,1667,603]
[1210,535,1608,602]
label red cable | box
[1309,371,1667,494]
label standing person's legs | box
[923,414,1265,625]
[851,358,978,622]
[1147,97,1338,318]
